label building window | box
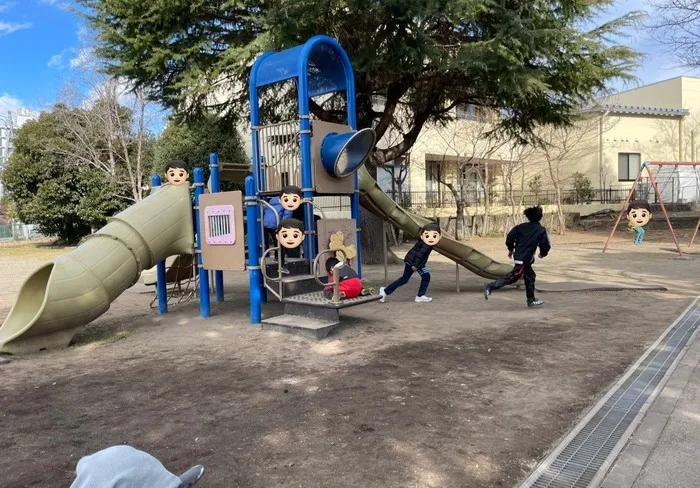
[618,153,642,181]
[456,103,487,122]
[426,161,442,195]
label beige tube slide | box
[358,166,514,280]
[0,185,194,354]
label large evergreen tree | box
[80,0,641,261]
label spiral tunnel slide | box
[0,185,194,354]
[358,166,513,280]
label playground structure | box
[603,161,700,256]
[0,35,517,353]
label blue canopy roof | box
[251,35,352,98]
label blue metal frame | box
[151,174,169,314]
[209,152,225,303]
[194,167,211,318]
[245,176,263,323]
[246,35,364,323]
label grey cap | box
[70,446,203,488]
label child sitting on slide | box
[323,257,363,299]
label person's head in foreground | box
[524,205,543,223]
[165,161,190,186]
[626,200,652,228]
[276,218,305,249]
[70,445,204,488]
[419,223,442,246]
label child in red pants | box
[323,257,363,299]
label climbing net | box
[149,255,199,309]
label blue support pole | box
[297,64,317,262]
[194,167,211,318]
[351,183,362,278]
[209,152,225,303]
[340,44,363,278]
[245,176,263,324]
[152,174,168,314]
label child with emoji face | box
[274,218,305,274]
[262,186,303,273]
[379,223,442,303]
[626,200,652,245]
[165,161,190,186]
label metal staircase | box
[260,250,380,339]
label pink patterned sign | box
[204,205,236,245]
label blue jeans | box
[633,226,645,245]
[385,263,431,297]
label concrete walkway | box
[601,328,700,488]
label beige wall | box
[606,77,683,110]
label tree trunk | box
[554,186,566,234]
[483,161,490,236]
[455,201,465,240]
[361,164,401,265]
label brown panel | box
[316,219,358,274]
[199,191,246,271]
[311,120,356,195]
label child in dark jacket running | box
[379,223,441,303]
[322,257,363,299]
[483,206,551,307]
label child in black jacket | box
[483,206,551,307]
[380,223,441,303]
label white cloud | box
[69,47,91,68]
[0,93,25,120]
[40,0,59,5]
[47,53,63,68]
[0,21,31,35]
[0,2,16,13]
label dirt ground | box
[1,230,698,488]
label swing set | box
[603,161,700,257]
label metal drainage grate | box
[520,297,700,488]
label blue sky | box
[0,0,698,121]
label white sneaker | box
[379,287,386,303]
[415,296,433,303]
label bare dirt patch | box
[0,232,697,487]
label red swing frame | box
[601,161,694,257]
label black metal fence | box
[385,187,630,210]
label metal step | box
[262,291,381,340]
[266,274,320,297]
[281,291,381,309]
[261,313,340,340]
[264,258,310,277]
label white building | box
[0,108,36,198]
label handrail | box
[302,198,327,220]
[258,199,282,281]
[260,247,282,301]
[312,249,347,304]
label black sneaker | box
[323,289,333,299]
[280,267,290,275]
[527,299,544,308]
[483,284,491,300]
